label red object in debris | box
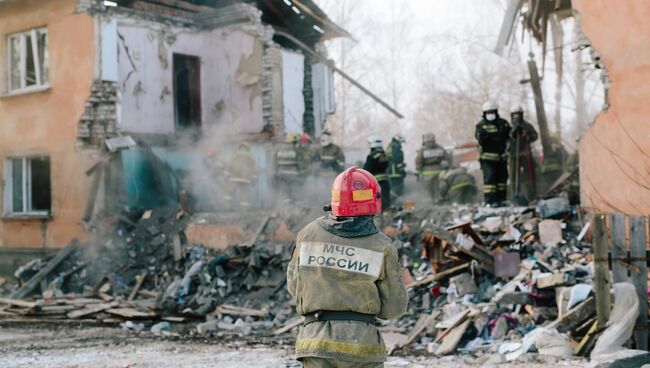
[331,167,381,217]
[430,284,442,297]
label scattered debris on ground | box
[1,199,647,365]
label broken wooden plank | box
[383,332,408,355]
[67,301,119,319]
[548,296,596,333]
[536,272,575,289]
[162,316,186,323]
[128,271,148,301]
[273,317,304,335]
[216,304,269,318]
[394,310,440,353]
[592,215,611,328]
[173,234,182,262]
[575,320,600,356]
[609,213,627,284]
[106,307,157,319]
[406,263,471,289]
[247,215,272,246]
[138,290,159,298]
[630,216,648,350]
[434,309,470,343]
[435,319,471,355]
[11,242,77,300]
[0,298,39,309]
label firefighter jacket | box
[510,119,538,156]
[475,116,511,161]
[542,138,567,174]
[439,167,476,199]
[363,148,390,182]
[287,216,408,363]
[386,139,406,179]
[226,149,256,182]
[415,143,447,177]
[274,143,304,180]
[317,144,346,174]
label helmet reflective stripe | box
[331,167,381,216]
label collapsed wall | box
[573,0,650,214]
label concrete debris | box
[0,198,607,361]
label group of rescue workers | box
[272,100,571,210]
[277,102,576,368]
[206,101,572,214]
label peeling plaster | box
[236,38,262,108]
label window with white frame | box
[3,157,51,216]
[7,27,49,93]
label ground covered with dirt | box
[0,325,594,368]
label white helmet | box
[320,133,332,147]
[394,134,405,143]
[368,135,383,149]
[482,101,498,112]
[512,105,524,113]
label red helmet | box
[331,167,381,217]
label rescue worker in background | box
[363,136,391,210]
[287,167,408,368]
[224,142,257,210]
[386,135,406,196]
[509,106,539,204]
[274,134,305,198]
[475,102,511,206]
[415,133,447,202]
[438,160,477,204]
[316,130,345,174]
[315,130,346,205]
[542,134,568,190]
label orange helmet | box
[331,167,381,217]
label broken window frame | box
[6,27,49,94]
[3,156,51,217]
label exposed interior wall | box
[573,0,650,214]
[281,49,305,135]
[115,20,264,135]
[0,0,96,248]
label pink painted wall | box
[574,0,650,214]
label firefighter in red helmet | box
[287,167,408,368]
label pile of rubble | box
[378,198,620,362]
[0,197,643,363]
[0,204,304,338]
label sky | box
[314,0,605,155]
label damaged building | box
[0,0,345,255]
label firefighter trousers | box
[389,177,404,196]
[480,158,508,204]
[301,358,383,368]
[379,180,391,210]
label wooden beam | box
[592,215,611,328]
[610,213,628,284]
[128,271,148,301]
[273,30,404,119]
[11,242,77,300]
[527,57,553,160]
[630,216,648,350]
[406,263,470,289]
